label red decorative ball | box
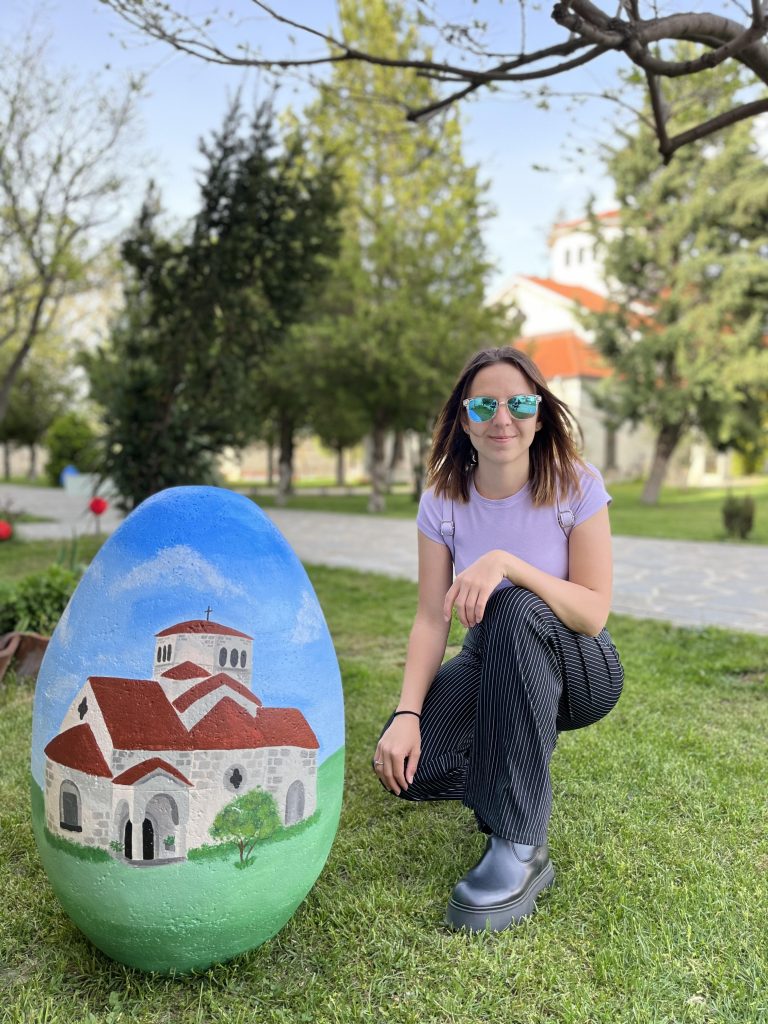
[0,519,13,541]
[89,497,108,516]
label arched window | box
[165,644,171,662]
[240,650,247,668]
[219,647,227,667]
[230,648,239,668]
[156,647,162,662]
[224,765,247,792]
[60,780,82,832]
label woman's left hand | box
[443,550,512,628]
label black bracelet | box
[393,709,421,720]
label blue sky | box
[31,487,345,785]
[7,0,620,285]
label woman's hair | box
[426,346,587,505]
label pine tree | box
[588,56,768,504]
[87,101,341,508]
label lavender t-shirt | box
[417,463,611,583]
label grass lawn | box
[250,479,768,545]
[2,562,767,1023]
[0,536,106,583]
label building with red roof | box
[43,616,319,865]
[488,212,655,479]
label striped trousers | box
[385,585,624,845]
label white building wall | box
[44,759,113,848]
[152,631,253,689]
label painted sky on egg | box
[31,487,345,786]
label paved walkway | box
[3,484,767,636]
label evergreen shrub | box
[722,494,755,539]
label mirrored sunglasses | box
[462,394,542,422]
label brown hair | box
[426,346,587,505]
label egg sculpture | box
[31,486,345,973]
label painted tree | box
[209,789,282,863]
[101,1,768,162]
[86,100,341,508]
[0,32,136,425]
[297,0,513,512]
[587,57,768,505]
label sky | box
[5,0,622,287]
[31,486,345,786]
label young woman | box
[372,346,624,932]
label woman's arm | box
[374,532,453,794]
[443,505,613,637]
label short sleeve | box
[416,487,446,545]
[570,464,611,527]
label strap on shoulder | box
[440,492,455,560]
[556,493,575,538]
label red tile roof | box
[521,276,610,313]
[113,757,192,787]
[156,620,252,640]
[44,724,112,778]
[188,699,319,751]
[161,661,210,681]
[515,331,612,380]
[257,708,320,750]
[173,672,262,713]
[551,209,619,231]
[89,677,190,750]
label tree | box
[0,30,137,425]
[295,0,514,513]
[86,100,341,509]
[101,1,768,162]
[586,56,768,505]
[0,360,72,479]
[209,789,282,863]
[43,412,101,487]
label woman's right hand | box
[373,714,421,796]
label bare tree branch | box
[98,1,768,158]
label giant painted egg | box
[31,486,345,973]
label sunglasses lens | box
[509,396,539,419]
[467,398,497,422]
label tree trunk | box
[604,426,617,473]
[386,430,404,492]
[3,442,10,480]
[412,430,431,502]
[276,416,295,507]
[28,444,37,479]
[335,446,345,487]
[368,425,388,513]
[641,423,684,505]
[266,442,275,487]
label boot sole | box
[445,860,555,932]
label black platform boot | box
[446,835,555,932]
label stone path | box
[3,484,766,636]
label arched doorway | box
[124,820,133,859]
[285,780,305,825]
[142,818,155,860]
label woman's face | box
[462,361,541,470]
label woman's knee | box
[483,585,550,632]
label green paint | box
[31,748,344,973]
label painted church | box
[43,616,319,865]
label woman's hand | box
[443,549,509,628]
[373,714,421,796]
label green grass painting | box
[2,563,767,1022]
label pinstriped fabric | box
[390,586,624,844]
